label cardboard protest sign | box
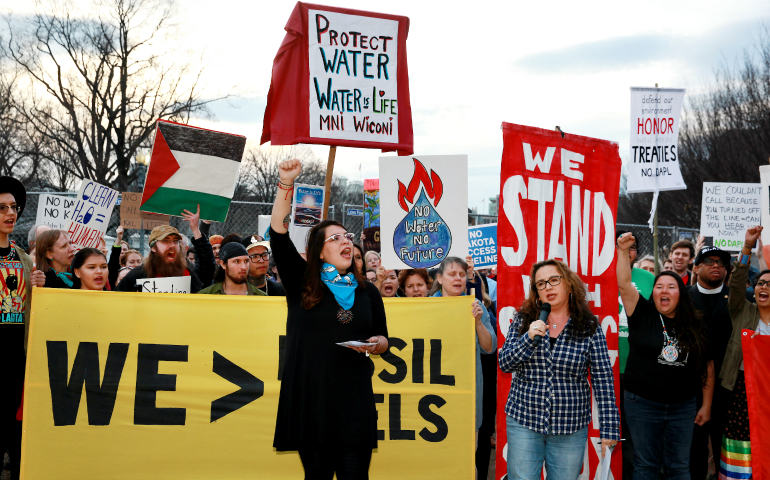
[760,166,770,257]
[135,276,191,294]
[699,182,760,250]
[379,155,468,269]
[626,87,686,193]
[261,2,413,155]
[35,194,75,230]
[289,184,324,253]
[141,120,246,222]
[24,289,475,479]
[468,224,497,269]
[363,178,381,253]
[120,192,142,229]
[66,180,119,249]
[122,192,170,230]
[495,123,622,480]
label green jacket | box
[197,281,267,296]
[722,261,759,391]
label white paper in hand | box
[600,445,615,480]
[336,341,377,348]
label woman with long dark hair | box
[72,248,109,291]
[499,259,619,480]
[270,159,388,479]
[617,232,712,480]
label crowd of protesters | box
[1,166,769,480]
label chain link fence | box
[15,193,702,262]
[616,223,701,261]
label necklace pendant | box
[337,307,353,324]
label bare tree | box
[0,60,46,186]
[4,0,229,190]
[618,26,770,227]
[235,143,363,220]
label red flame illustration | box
[397,158,443,212]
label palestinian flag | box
[141,120,246,222]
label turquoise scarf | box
[52,268,73,288]
[320,263,358,310]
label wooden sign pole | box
[322,146,337,220]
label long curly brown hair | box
[302,220,366,309]
[518,259,597,338]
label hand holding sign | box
[31,266,45,287]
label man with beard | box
[688,246,731,480]
[116,206,214,293]
[198,243,266,296]
[241,235,285,296]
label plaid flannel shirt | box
[499,313,620,439]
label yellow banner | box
[22,289,475,479]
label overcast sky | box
[4,0,769,213]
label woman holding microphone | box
[270,159,388,479]
[499,259,620,480]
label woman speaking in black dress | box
[270,158,389,479]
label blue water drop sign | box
[393,190,451,268]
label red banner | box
[495,123,622,480]
[261,2,413,155]
[742,329,770,480]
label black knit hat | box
[0,177,27,218]
[218,242,249,263]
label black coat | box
[688,284,732,379]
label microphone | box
[531,303,551,347]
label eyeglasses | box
[701,258,726,267]
[249,252,270,263]
[0,205,20,214]
[324,232,355,244]
[757,280,770,288]
[535,275,562,290]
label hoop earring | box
[535,298,541,307]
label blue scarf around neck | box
[320,263,358,310]
[52,268,74,288]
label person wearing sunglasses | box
[269,159,388,478]
[717,225,770,480]
[617,232,711,480]
[687,246,733,480]
[0,177,31,480]
[241,235,285,296]
[499,259,619,480]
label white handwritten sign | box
[135,276,191,294]
[66,180,119,249]
[626,87,686,193]
[309,9,399,143]
[35,194,75,230]
[700,182,761,250]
